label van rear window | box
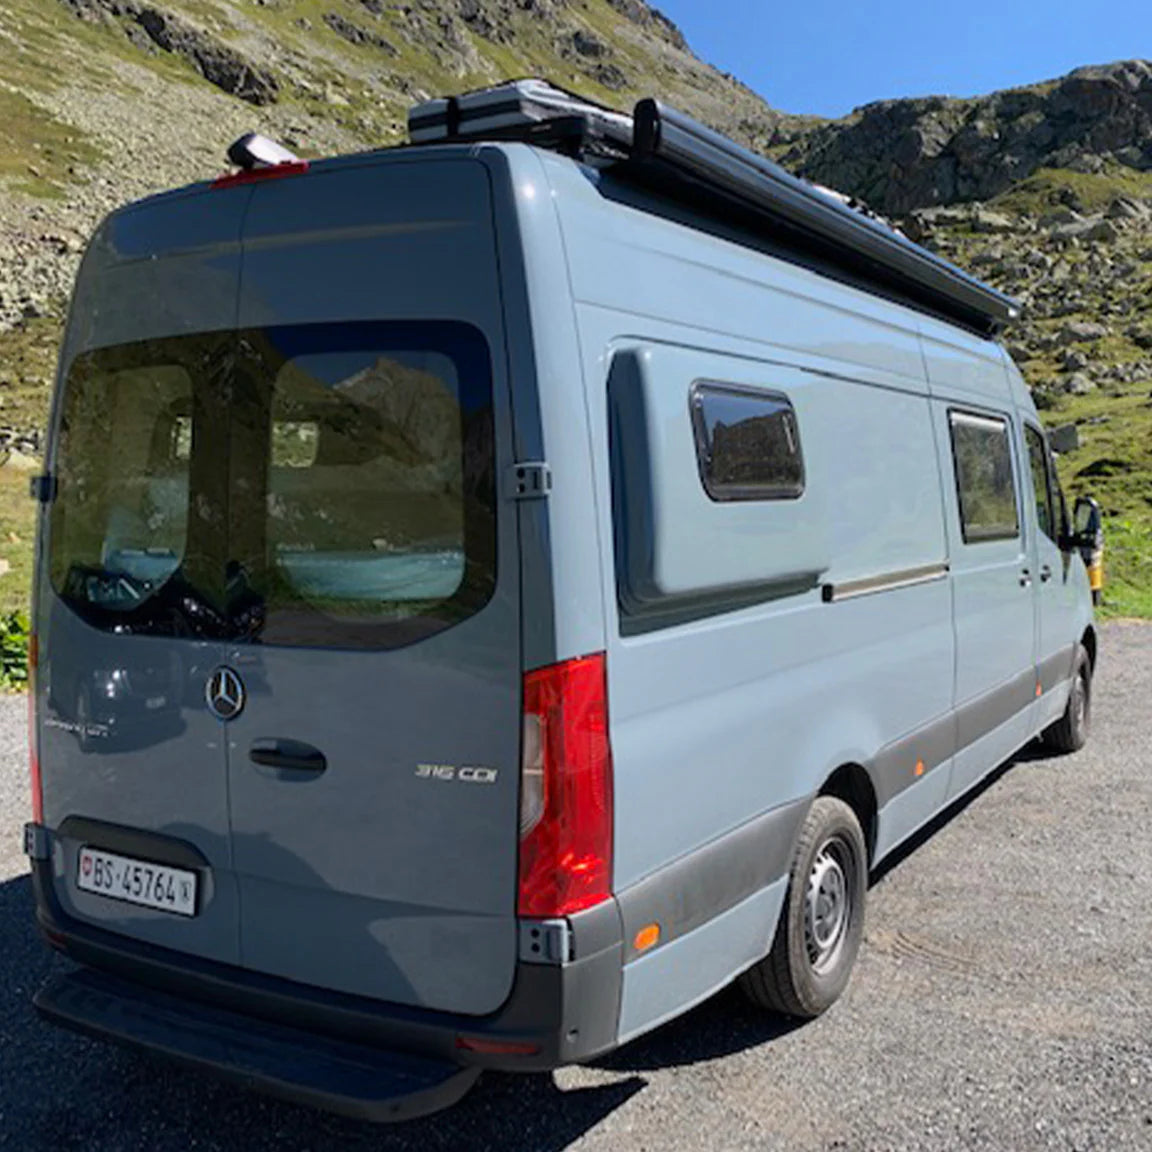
[48,322,496,649]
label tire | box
[1042,644,1092,754]
[739,796,867,1019]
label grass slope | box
[0,3,1148,620]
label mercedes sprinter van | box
[25,81,1098,1121]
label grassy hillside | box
[0,0,810,615]
[0,5,1148,619]
[911,171,1152,618]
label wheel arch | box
[1081,625,1097,672]
[818,763,878,865]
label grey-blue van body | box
[29,140,1094,1090]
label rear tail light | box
[28,632,42,823]
[517,653,613,918]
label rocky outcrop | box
[322,12,397,54]
[62,0,280,104]
[605,0,687,51]
[786,60,1152,214]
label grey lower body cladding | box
[871,644,1077,807]
[29,798,809,1118]
[615,799,807,963]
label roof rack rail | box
[407,80,1020,337]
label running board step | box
[35,967,481,1123]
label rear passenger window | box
[948,410,1020,543]
[690,383,804,501]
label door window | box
[1025,424,1056,543]
[948,410,1020,543]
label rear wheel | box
[739,796,867,1018]
[1042,644,1092,754]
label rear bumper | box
[35,965,480,1123]
[28,847,624,1086]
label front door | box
[1023,422,1079,731]
[934,403,1035,799]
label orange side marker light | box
[1036,681,1043,698]
[634,923,661,953]
[914,759,925,778]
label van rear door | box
[38,195,248,967]
[220,159,522,1015]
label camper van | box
[25,81,1098,1122]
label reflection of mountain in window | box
[692,383,804,501]
[49,321,497,650]
[710,413,799,489]
[949,412,1019,542]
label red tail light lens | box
[28,632,42,823]
[517,653,613,918]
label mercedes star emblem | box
[206,666,245,721]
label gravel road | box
[2,623,1150,1151]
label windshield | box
[48,322,496,649]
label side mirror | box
[1061,496,1105,604]
[1073,495,1102,541]
[1059,496,1102,552]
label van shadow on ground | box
[0,873,642,1151]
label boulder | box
[1056,321,1110,345]
[1105,195,1150,220]
[971,208,1016,233]
[1,449,40,471]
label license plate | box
[77,847,198,917]
[145,695,167,710]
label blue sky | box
[654,1,1151,118]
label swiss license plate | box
[76,847,197,917]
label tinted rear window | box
[49,322,495,649]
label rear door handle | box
[249,739,327,774]
[1040,565,1052,583]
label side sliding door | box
[933,404,1036,800]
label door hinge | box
[509,462,552,501]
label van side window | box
[690,383,804,502]
[948,410,1020,543]
[1024,424,1055,542]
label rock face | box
[785,60,1152,214]
[62,0,280,104]
[0,0,805,338]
